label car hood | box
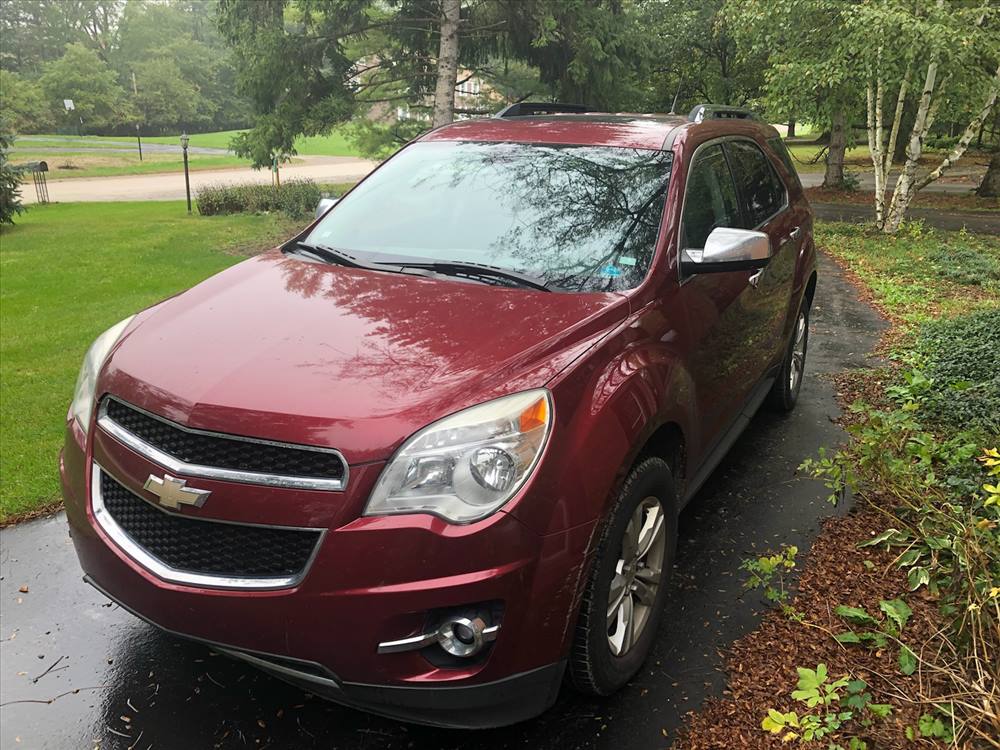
[101,252,628,463]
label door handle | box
[786,226,802,243]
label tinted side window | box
[767,136,801,188]
[726,140,786,227]
[682,144,741,249]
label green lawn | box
[16,126,360,158]
[0,202,303,523]
[9,149,256,179]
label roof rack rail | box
[688,104,760,123]
[495,102,591,118]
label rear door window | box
[766,136,801,188]
[725,140,787,227]
[681,144,741,249]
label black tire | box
[766,299,810,412]
[568,457,678,696]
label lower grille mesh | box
[101,472,320,579]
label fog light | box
[437,616,488,657]
[376,610,501,656]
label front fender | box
[507,307,696,536]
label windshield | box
[305,141,672,292]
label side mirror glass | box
[315,197,338,220]
[681,227,771,275]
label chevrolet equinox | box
[61,102,817,728]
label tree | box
[847,0,1000,232]
[39,43,132,133]
[977,150,1000,197]
[0,69,56,133]
[492,0,653,110]
[112,0,252,132]
[431,0,461,127]
[0,133,25,226]
[0,1,123,72]
[131,58,214,133]
[725,0,862,188]
[216,0,367,166]
[635,0,765,115]
[216,0,534,165]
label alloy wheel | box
[789,311,807,392]
[607,496,666,657]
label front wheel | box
[767,300,810,412]
[568,457,678,695]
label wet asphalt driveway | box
[0,254,885,750]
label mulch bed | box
[673,505,946,749]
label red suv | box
[61,103,816,729]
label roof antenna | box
[669,80,683,115]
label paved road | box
[797,169,982,194]
[0,255,885,749]
[21,156,379,204]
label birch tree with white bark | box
[848,0,999,233]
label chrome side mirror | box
[681,227,771,275]
[315,197,338,220]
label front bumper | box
[84,573,566,729]
[61,420,595,728]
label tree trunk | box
[787,118,796,138]
[431,0,461,129]
[823,109,846,188]
[977,150,1000,197]
[885,62,1000,232]
[884,58,938,233]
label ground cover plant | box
[0,201,303,523]
[675,223,999,749]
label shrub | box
[196,179,321,219]
[0,133,25,226]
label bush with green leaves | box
[196,180,321,219]
[0,133,25,226]
[741,545,798,615]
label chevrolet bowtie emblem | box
[143,474,210,510]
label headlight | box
[365,389,553,524]
[69,315,135,434]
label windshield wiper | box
[291,243,551,291]
[290,241,386,270]
[389,260,552,292]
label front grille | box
[100,472,321,579]
[104,398,345,481]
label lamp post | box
[180,131,191,214]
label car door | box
[723,139,796,378]
[676,142,761,453]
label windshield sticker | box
[618,256,637,266]
[598,264,624,278]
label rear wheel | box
[767,300,810,412]
[569,457,677,695]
